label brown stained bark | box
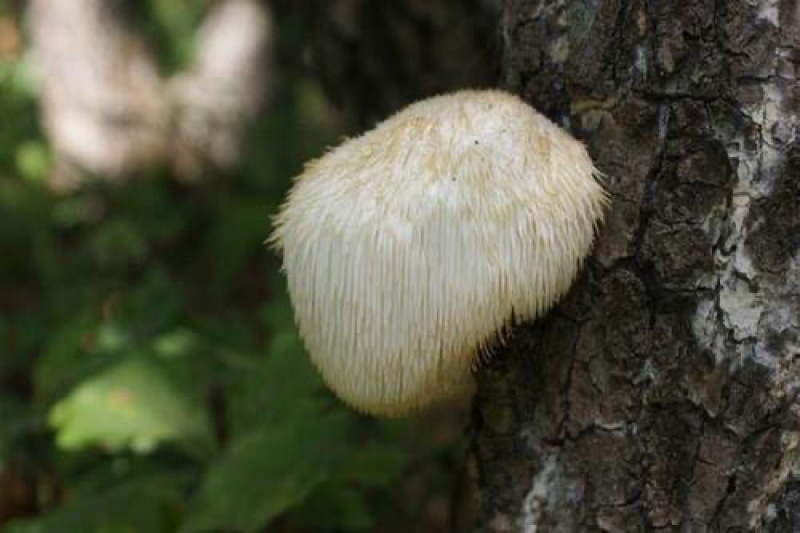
[29,0,273,188]
[472,1,799,531]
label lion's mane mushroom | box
[271,89,607,416]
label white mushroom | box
[271,89,607,416]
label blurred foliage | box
[130,0,212,74]
[0,1,462,531]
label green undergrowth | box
[0,2,460,531]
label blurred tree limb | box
[29,0,274,188]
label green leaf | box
[49,355,212,455]
[289,484,373,532]
[204,200,267,291]
[153,328,202,359]
[259,297,295,331]
[228,330,324,436]
[15,140,50,182]
[335,442,410,487]
[3,475,184,533]
[286,443,408,531]
[180,413,351,533]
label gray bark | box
[471,1,800,531]
[29,0,273,188]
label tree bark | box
[472,1,799,531]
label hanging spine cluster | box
[271,90,607,416]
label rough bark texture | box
[472,1,799,531]
[29,0,273,187]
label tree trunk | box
[290,0,501,128]
[29,0,274,188]
[472,1,799,531]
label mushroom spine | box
[271,89,607,416]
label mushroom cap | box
[271,89,606,416]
